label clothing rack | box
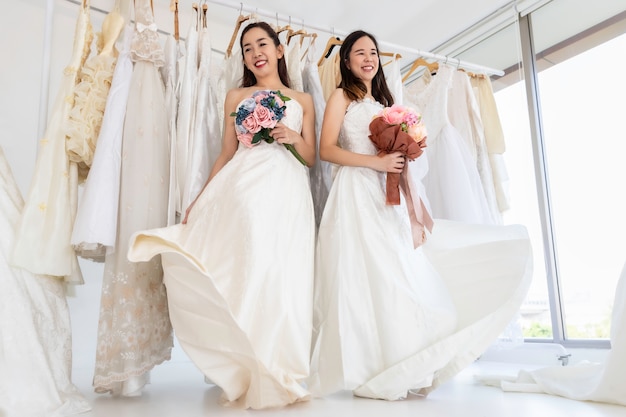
[206,0,505,76]
[64,0,223,52]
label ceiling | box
[84,0,625,77]
[102,0,518,68]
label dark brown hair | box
[339,30,394,107]
[239,21,291,88]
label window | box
[437,0,626,346]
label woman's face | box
[241,27,283,76]
[345,35,379,82]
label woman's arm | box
[319,88,404,173]
[272,90,316,167]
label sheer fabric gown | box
[310,99,533,400]
[403,64,496,224]
[128,97,315,409]
[0,148,90,417]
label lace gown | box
[65,9,124,184]
[310,99,533,400]
[93,1,172,395]
[0,147,90,417]
[128,97,315,409]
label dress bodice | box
[282,97,303,133]
[339,99,383,155]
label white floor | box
[67,261,626,417]
[70,359,626,417]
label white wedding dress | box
[0,147,90,416]
[128,96,315,409]
[310,99,533,400]
[477,263,626,407]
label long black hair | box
[338,30,394,107]
[239,21,291,88]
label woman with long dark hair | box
[309,30,532,401]
[128,22,316,409]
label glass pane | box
[535,32,626,339]
[496,82,552,339]
[530,0,626,340]
[457,22,553,339]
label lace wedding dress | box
[0,147,90,416]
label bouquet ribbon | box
[369,117,432,248]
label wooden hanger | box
[191,3,199,30]
[287,28,307,45]
[169,0,179,41]
[299,32,317,47]
[225,13,251,57]
[318,35,342,66]
[381,52,402,67]
[300,32,318,60]
[202,3,208,29]
[402,57,439,83]
[458,68,486,79]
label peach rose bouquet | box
[231,90,306,165]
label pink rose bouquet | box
[230,90,306,165]
[369,103,432,248]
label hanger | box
[225,11,251,57]
[459,68,486,79]
[202,2,208,29]
[287,28,307,45]
[381,52,402,67]
[300,32,318,60]
[169,0,179,41]
[318,35,342,66]
[191,3,200,30]
[401,57,439,83]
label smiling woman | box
[127,20,318,410]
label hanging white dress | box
[71,23,134,258]
[128,97,315,409]
[181,23,221,212]
[161,31,181,226]
[11,1,92,282]
[447,70,501,223]
[302,40,331,227]
[174,17,199,218]
[309,98,533,401]
[383,57,403,104]
[286,38,304,92]
[471,75,511,212]
[478,263,626,407]
[93,1,172,395]
[215,46,244,132]
[0,147,91,417]
[403,64,495,224]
